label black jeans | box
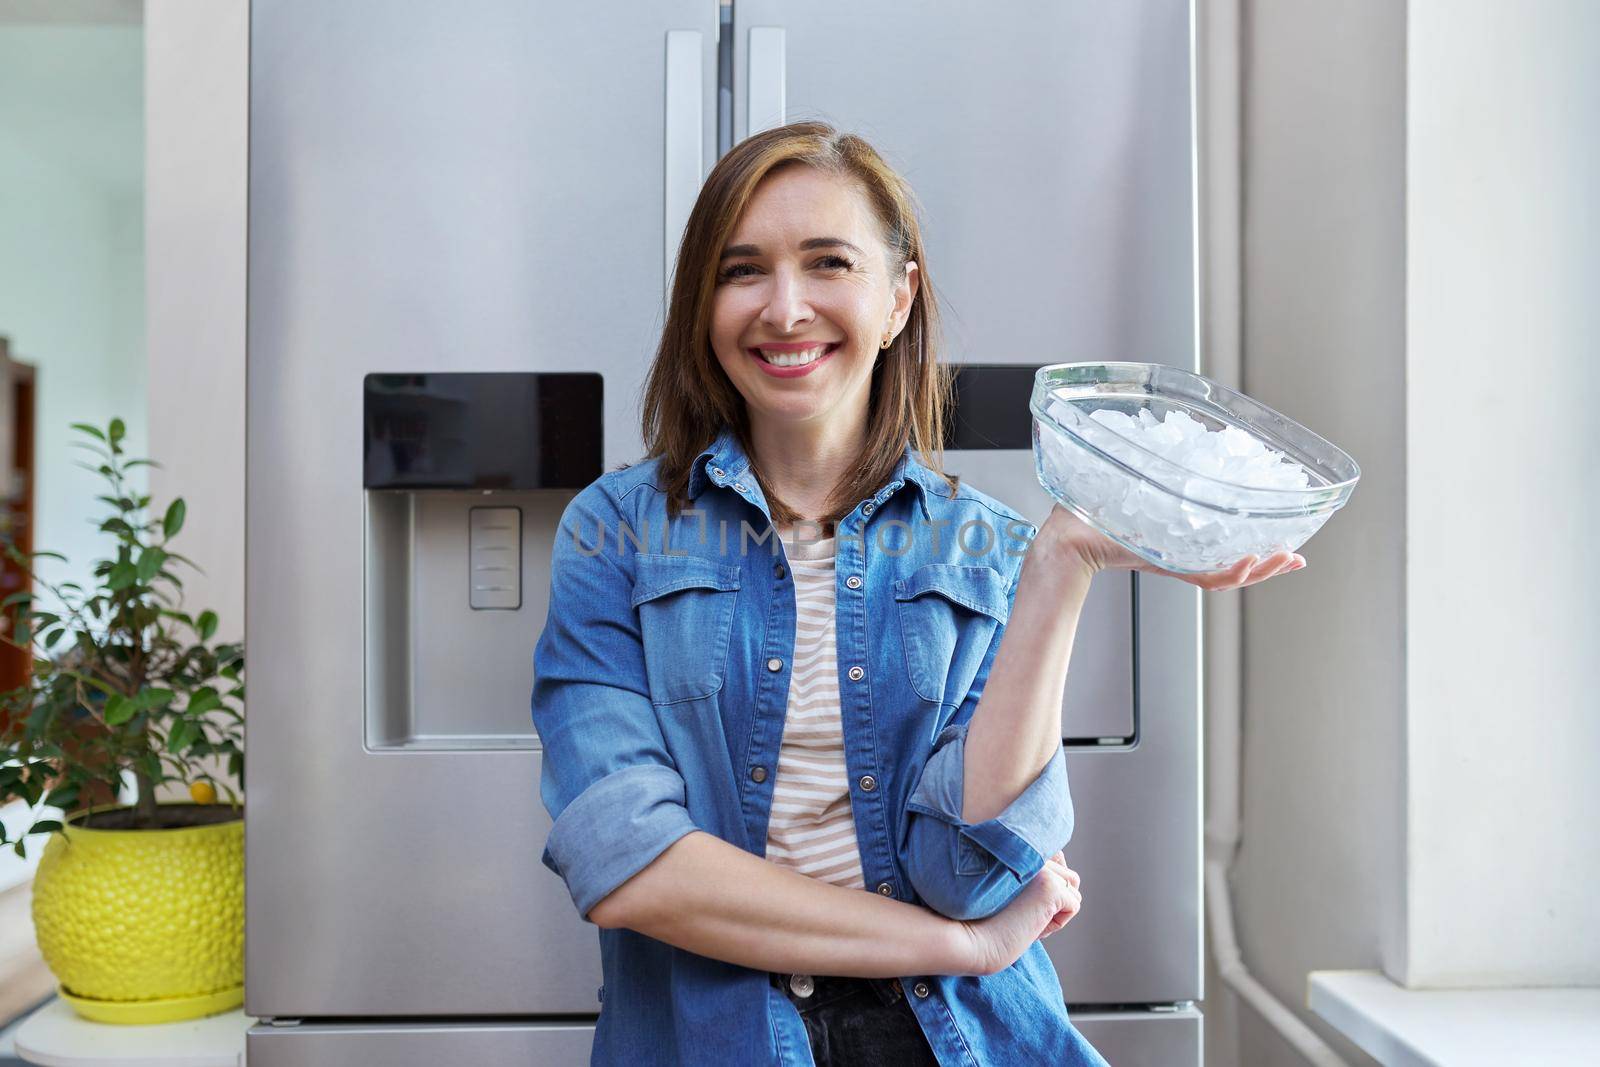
[771,972,940,1065]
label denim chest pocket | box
[631,553,743,706]
[893,563,1011,705]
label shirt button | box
[859,774,877,792]
[767,657,784,672]
[750,766,767,783]
[912,981,931,999]
[733,481,748,493]
[711,466,724,478]
[876,882,895,897]
[789,974,815,998]
[774,563,786,580]
[848,665,865,682]
[862,502,876,515]
[845,575,862,590]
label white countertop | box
[12,998,249,1066]
[1308,969,1600,1067]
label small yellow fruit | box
[189,780,217,805]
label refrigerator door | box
[730,0,1202,1007]
[1072,1007,1203,1066]
[246,0,718,1019]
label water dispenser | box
[362,372,602,750]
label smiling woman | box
[642,123,948,532]
[531,119,1298,1067]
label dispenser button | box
[468,507,522,610]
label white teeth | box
[757,344,832,367]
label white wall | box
[0,24,147,620]
[1405,0,1600,987]
[143,0,248,804]
[0,23,145,892]
[1224,1,1408,1064]
[1220,1,1599,1062]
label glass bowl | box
[1030,362,1361,574]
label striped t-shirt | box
[764,523,866,890]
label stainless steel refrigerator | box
[244,1,1202,1063]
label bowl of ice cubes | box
[1030,362,1360,574]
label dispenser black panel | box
[363,373,603,490]
[946,364,1043,450]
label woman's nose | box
[759,266,815,333]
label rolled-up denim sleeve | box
[530,482,699,921]
[900,587,1076,921]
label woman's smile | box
[747,341,842,378]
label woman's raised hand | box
[956,852,1082,976]
[1037,503,1306,591]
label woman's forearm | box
[589,830,972,977]
[961,529,1094,824]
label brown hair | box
[639,120,958,529]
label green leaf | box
[11,841,23,859]
[1,591,33,608]
[136,547,167,584]
[109,419,125,443]
[107,561,137,591]
[163,499,186,539]
[197,610,218,640]
[44,783,80,809]
[123,459,161,470]
[42,628,64,648]
[70,422,106,441]
[132,688,176,711]
[186,687,222,716]
[104,694,133,725]
[30,820,62,835]
[166,721,196,752]
[27,551,67,563]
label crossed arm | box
[532,489,1093,977]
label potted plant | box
[0,418,245,1024]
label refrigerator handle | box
[664,29,703,297]
[747,27,786,137]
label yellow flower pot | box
[30,800,244,1024]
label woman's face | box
[709,166,918,436]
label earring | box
[880,331,893,350]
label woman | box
[531,121,1303,1066]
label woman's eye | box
[717,256,854,282]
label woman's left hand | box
[1036,503,1306,592]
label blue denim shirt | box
[531,424,1108,1066]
